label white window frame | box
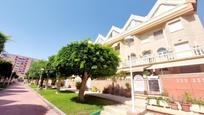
[153,29,164,40]
[168,19,183,33]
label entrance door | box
[134,75,145,93]
[174,42,192,58]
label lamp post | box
[124,36,135,112]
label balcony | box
[120,45,204,69]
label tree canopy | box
[55,40,120,101]
[0,60,12,78]
[27,60,48,79]
[55,40,120,78]
[46,55,57,79]
[0,32,9,53]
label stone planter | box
[169,103,178,110]
[159,100,169,108]
[148,99,157,106]
[191,104,204,113]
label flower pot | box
[181,103,191,112]
[124,91,131,97]
[200,105,204,114]
[169,103,178,110]
[191,104,204,113]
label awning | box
[147,57,204,69]
[120,66,147,72]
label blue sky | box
[1,0,204,59]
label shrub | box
[183,92,193,104]
[91,86,98,92]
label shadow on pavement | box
[0,104,48,115]
[0,100,16,106]
[4,89,28,93]
[0,89,28,97]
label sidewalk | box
[87,93,148,115]
[0,82,59,115]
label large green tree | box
[0,32,9,53]
[0,60,12,85]
[45,55,57,87]
[27,60,47,87]
[55,40,119,102]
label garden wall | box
[65,79,130,92]
[160,72,204,100]
[91,80,130,92]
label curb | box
[25,84,66,115]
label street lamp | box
[124,36,136,112]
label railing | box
[120,45,204,68]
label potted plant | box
[167,97,178,110]
[191,98,204,113]
[147,96,157,106]
[180,92,192,112]
[159,97,169,108]
[123,83,131,97]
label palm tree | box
[0,32,9,53]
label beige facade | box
[95,0,204,74]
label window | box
[157,47,168,55]
[128,53,136,60]
[154,30,164,40]
[142,50,152,57]
[168,20,183,32]
[141,37,151,44]
[114,43,120,52]
[174,42,192,58]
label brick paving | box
[0,82,59,115]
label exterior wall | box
[165,13,204,49]
[91,80,130,92]
[116,12,204,71]
[160,73,204,100]
[65,79,130,92]
[136,27,168,56]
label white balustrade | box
[120,45,204,68]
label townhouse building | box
[95,0,204,98]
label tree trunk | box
[45,79,49,89]
[36,78,39,85]
[52,78,56,86]
[3,76,7,86]
[39,77,44,88]
[56,77,61,93]
[78,72,90,102]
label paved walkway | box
[0,82,59,115]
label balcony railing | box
[120,46,204,68]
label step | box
[134,94,148,100]
[100,110,112,115]
[103,105,128,115]
[125,99,147,109]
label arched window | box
[142,50,152,57]
[157,47,168,55]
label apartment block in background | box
[1,53,33,77]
